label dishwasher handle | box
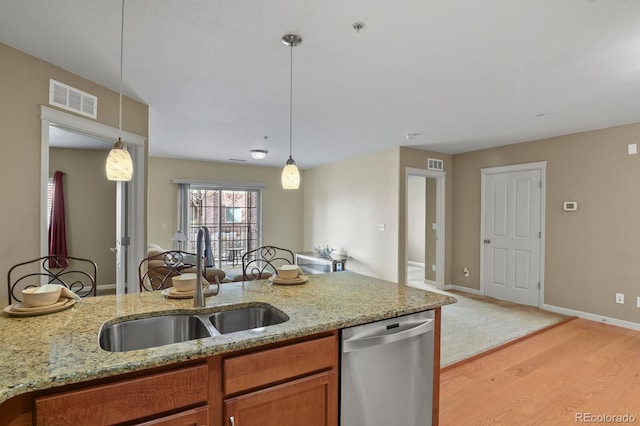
[342,318,434,353]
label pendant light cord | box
[118,0,124,138]
[288,42,293,159]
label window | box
[177,183,262,268]
[224,207,243,223]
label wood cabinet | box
[136,406,210,426]
[224,371,336,426]
[1,332,339,426]
[34,364,209,425]
[222,333,338,426]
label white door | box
[483,168,542,306]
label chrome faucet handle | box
[210,275,220,296]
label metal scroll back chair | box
[7,255,97,304]
[241,246,294,281]
[138,250,199,291]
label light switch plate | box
[629,143,638,155]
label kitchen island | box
[0,271,455,425]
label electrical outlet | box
[616,293,624,304]
[431,264,436,272]
[463,267,470,277]
[636,296,640,308]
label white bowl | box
[172,273,197,292]
[277,265,300,280]
[22,286,62,307]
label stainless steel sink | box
[99,314,213,352]
[99,304,289,352]
[208,306,289,334]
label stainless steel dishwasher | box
[340,310,435,426]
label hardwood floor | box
[439,318,640,425]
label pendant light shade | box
[282,156,300,189]
[281,34,302,190]
[106,138,133,180]
[106,0,133,182]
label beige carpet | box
[406,267,570,367]
[438,290,570,367]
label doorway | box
[40,106,145,295]
[405,168,445,289]
[480,162,546,307]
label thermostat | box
[563,201,578,211]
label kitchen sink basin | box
[99,314,212,352]
[99,304,289,352]
[208,306,289,334]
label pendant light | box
[106,0,133,181]
[281,34,302,190]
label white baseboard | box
[440,285,640,332]
[407,261,425,267]
[543,304,640,331]
[444,284,483,296]
[98,284,116,290]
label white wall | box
[407,176,426,263]
[302,148,400,282]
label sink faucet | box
[194,226,210,308]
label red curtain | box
[48,171,68,268]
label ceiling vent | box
[427,158,444,171]
[49,79,97,119]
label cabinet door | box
[224,371,337,426]
[136,406,209,426]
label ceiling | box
[2,0,640,169]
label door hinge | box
[538,282,541,289]
[538,180,542,188]
[539,231,541,239]
[121,236,131,247]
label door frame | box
[40,105,146,295]
[480,161,547,307]
[404,167,446,289]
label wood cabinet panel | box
[34,364,208,425]
[224,371,337,426]
[223,334,337,395]
[136,406,209,426]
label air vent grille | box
[49,79,97,119]
[427,158,444,171]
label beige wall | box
[398,148,453,286]
[303,148,400,282]
[452,122,640,323]
[147,157,303,257]
[50,148,117,286]
[425,178,437,281]
[0,42,148,306]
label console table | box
[295,252,347,275]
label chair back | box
[139,250,199,291]
[7,255,97,303]
[241,246,294,281]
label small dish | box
[277,265,301,280]
[22,285,62,307]
[161,288,194,299]
[268,275,309,286]
[4,298,76,317]
[171,273,197,292]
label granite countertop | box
[0,271,455,405]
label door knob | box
[483,239,491,244]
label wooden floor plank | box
[439,319,640,425]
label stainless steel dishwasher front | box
[340,310,435,426]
